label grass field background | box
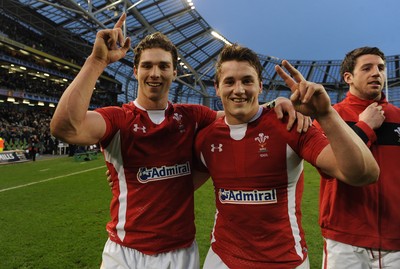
[0,156,323,268]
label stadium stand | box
[0,0,399,157]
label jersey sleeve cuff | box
[352,121,377,147]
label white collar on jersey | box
[133,100,168,124]
[225,106,263,141]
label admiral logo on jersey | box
[219,188,277,204]
[137,161,191,183]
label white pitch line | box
[0,165,106,193]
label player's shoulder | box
[172,103,210,112]
[95,105,125,116]
[172,103,216,119]
[98,103,151,121]
[96,102,135,112]
[258,107,289,128]
[195,119,223,149]
[384,103,400,122]
[198,117,224,134]
[386,102,400,112]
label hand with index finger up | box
[91,13,131,66]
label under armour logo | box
[133,124,146,133]
[211,144,223,152]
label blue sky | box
[194,0,400,60]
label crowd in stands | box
[0,68,118,108]
[0,106,56,154]
[0,13,122,159]
[0,106,100,159]
[0,68,66,99]
[0,14,125,158]
[0,13,122,107]
[0,13,84,66]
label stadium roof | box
[1,0,400,106]
[1,0,226,102]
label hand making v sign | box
[275,60,331,118]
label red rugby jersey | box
[195,107,328,269]
[315,92,400,250]
[96,101,216,254]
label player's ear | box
[133,66,138,79]
[343,72,353,84]
[214,81,221,97]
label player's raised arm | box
[50,14,131,145]
[276,60,379,186]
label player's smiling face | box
[215,60,262,125]
[134,48,177,108]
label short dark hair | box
[215,44,263,86]
[133,32,178,70]
[340,47,385,80]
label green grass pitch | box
[0,156,322,268]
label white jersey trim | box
[225,106,263,141]
[103,130,128,242]
[210,208,219,244]
[133,99,167,124]
[286,144,304,260]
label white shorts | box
[202,246,310,269]
[100,238,200,269]
[322,238,400,269]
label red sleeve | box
[193,125,211,173]
[191,105,217,131]
[298,125,330,166]
[94,106,123,147]
[352,121,377,148]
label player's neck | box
[134,98,168,110]
[225,106,262,125]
